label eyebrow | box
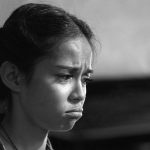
[56,65,94,74]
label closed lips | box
[66,108,83,113]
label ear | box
[0,61,24,93]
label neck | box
[1,103,49,150]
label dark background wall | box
[50,77,150,150]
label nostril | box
[73,96,84,102]
[68,92,85,103]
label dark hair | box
[0,3,95,102]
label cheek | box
[20,78,74,130]
[23,77,72,115]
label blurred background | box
[1,0,150,149]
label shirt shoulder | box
[0,129,6,150]
[0,140,5,150]
[47,137,54,150]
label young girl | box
[0,3,95,150]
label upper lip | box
[66,108,83,113]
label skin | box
[1,37,93,150]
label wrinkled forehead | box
[50,37,93,69]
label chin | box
[57,120,77,132]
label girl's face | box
[19,37,93,131]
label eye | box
[82,77,93,85]
[56,74,73,83]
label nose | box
[69,80,86,103]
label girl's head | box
[0,3,95,101]
[0,3,95,130]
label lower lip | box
[65,112,82,119]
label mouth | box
[65,108,83,119]
[66,108,83,113]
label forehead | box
[50,37,93,68]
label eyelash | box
[56,74,73,82]
[56,74,93,85]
